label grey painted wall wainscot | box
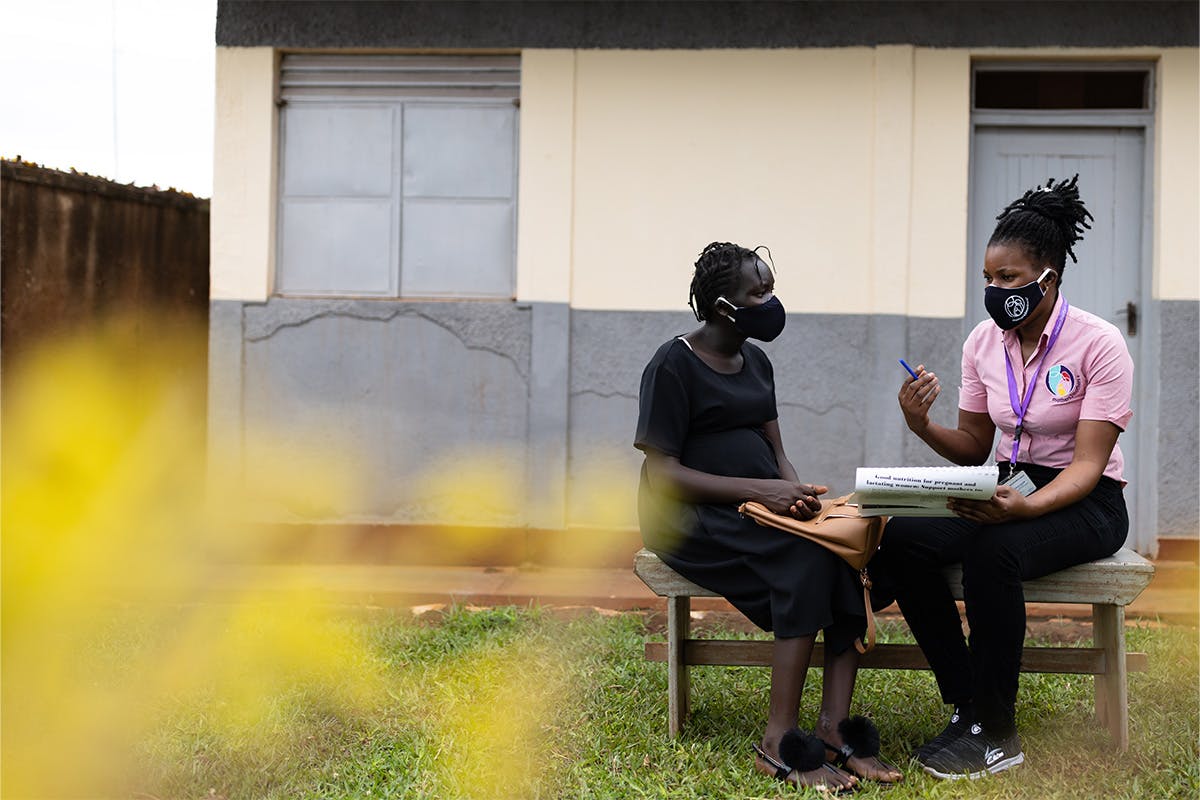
[209,298,1197,541]
[1157,300,1199,538]
[210,298,535,524]
[567,310,963,527]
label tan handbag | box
[738,495,886,653]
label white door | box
[968,126,1147,550]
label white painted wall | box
[561,47,975,317]
[567,48,907,315]
[209,46,1198,308]
[515,50,576,305]
[1156,48,1200,301]
[211,46,277,301]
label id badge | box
[1002,470,1037,497]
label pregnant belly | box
[679,427,779,479]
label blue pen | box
[899,359,920,380]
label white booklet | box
[850,465,999,517]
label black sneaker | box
[921,723,1024,780]
[915,706,972,763]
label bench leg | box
[1093,603,1129,751]
[667,595,691,737]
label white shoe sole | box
[922,751,1025,780]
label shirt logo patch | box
[1046,364,1078,400]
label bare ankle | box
[760,728,786,755]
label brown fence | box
[1,159,209,370]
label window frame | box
[971,61,1156,127]
[273,53,521,300]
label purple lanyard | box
[1002,299,1069,476]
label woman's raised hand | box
[898,364,941,433]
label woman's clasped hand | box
[758,481,828,519]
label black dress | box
[635,337,865,650]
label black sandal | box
[822,716,903,784]
[753,729,857,793]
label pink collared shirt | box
[959,293,1134,483]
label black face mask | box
[716,295,787,342]
[984,268,1054,330]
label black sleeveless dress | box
[635,337,864,650]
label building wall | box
[565,47,971,317]
[211,47,277,302]
[209,42,1199,542]
[1153,49,1200,538]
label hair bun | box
[995,174,1093,264]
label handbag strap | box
[854,568,876,654]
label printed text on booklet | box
[851,466,999,517]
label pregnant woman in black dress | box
[635,242,902,790]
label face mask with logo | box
[984,268,1054,330]
[716,295,787,342]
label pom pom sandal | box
[753,729,858,793]
[822,716,903,784]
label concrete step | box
[162,560,1198,625]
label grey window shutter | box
[277,55,519,298]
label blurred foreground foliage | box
[1,321,574,799]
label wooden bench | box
[634,547,1154,751]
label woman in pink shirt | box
[870,176,1134,780]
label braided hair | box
[687,241,767,321]
[988,175,1093,284]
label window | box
[973,67,1149,111]
[277,55,520,298]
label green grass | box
[119,608,1199,799]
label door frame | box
[966,60,1160,555]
